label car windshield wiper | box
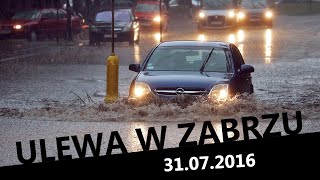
[200,48,215,72]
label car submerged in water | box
[237,0,274,28]
[128,40,254,105]
[197,0,238,31]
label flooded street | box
[1,12,320,166]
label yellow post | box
[104,53,119,103]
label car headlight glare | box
[199,12,205,18]
[153,16,161,22]
[132,82,151,98]
[209,84,229,102]
[265,11,273,18]
[237,12,245,19]
[228,11,235,18]
[14,24,22,30]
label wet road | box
[0,12,320,166]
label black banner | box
[1,131,320,178]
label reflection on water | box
[237,29,245,43]
[195,28,272,64]
[228,34,236,44]
[154,33,161,42]
[134,45,140,63]
[265,29,272,64]
[198,34,206,41]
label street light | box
[105,0,119,104]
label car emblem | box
[215,16,218,19]
[176,88,185,95]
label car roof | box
[158,41,230,48]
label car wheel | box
[28,30,38,42]
[89,32,96,46]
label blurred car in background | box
[135,0,169,31]
[197,0,238,31]
[89,9,140,46]
[0,8,82,41]
[237,0,274,28]
[128,41,254,105]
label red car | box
[0,8,82,41]
[134,0,169,31]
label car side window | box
[58,10,67,19]
[203,50,228,72]
[230,44,245,71]
[41,10,55,20]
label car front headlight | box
[209,84,229,102]
[131,82,151,99]
[265,11,273,18]
[237,12,245,20]
[199,12,205,19]
[13,24,23,30]
[153,16,161,22]
[228,10,235,18]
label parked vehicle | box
[89,9,140,46]
[135,0,169,31]
[0,8,82,41]
[128,40,254,105]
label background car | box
[237,0,274,28]
[135,0,169,31]
[89,9,140,46]
[197,0,238,31]
[0,8,82,41]
[128,40,254,105]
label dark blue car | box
[128,41,254,104]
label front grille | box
[207,15,225,26]
[248,13,262,20]
[155,87,207,96]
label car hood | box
[135,12,157,19]
[201,9,231,16]
[137,71,232,91]
[241,8,266,14]
[93,21,129,27]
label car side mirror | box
[129,64,141,72]
[240,64,254,74]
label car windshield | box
[95,11,131,22]
[145,47,228,72]
[240,0,267,9]
[202,0,234,10]
[12,10,41,20]
[135,4,159,13]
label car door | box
[58,9,68,37]
[38,9,51,36]
[230,44,253,93]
